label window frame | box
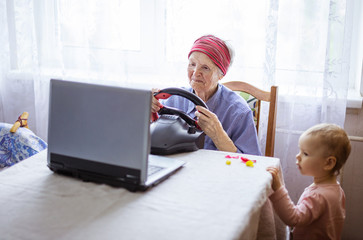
[346,0,363,108]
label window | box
[347,0,363,107]
[6,0,361,96]
[58,0,140,51]
[32,0,166,83]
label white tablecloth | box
[0,149,285,240]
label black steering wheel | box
[152,88,208,129]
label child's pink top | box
[269,183,345,240]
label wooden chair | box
[223,81,278,157]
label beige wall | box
[341,107,363,240]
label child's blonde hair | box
[301,123,351,175]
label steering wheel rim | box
[152,88,208,128]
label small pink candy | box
[241,156,256,163]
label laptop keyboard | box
[148,165,164,176]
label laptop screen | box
[47,79,152,172]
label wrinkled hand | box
[194,106,237,152]
[195,106,237,152]
[151,88,162,114]
[266,166,283,191]
[195,105,223,140]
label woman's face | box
[187,52,223,97]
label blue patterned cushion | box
[0,123,47,168]
[237,92,258,126]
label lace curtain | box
[275,0,353,201]
[0,0,353,202]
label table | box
[0,149,285,240]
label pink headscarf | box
[188,35,231,75]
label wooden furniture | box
[0,149,284,240]
[223,81,278,157]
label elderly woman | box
[152,35,261,155]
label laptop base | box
[49,166,145,192]
[48,153,144,192]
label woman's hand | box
[266,166,283,191]
[195,105,237,152]
[195,106,222,139]
[151,88,162,114]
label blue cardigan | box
[161,83,262,155]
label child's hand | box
[266,166,283,191]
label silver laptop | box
[47,79,185,191]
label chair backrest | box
[222,81,278,157]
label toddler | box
[267,123,351,240]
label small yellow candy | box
[226,160,231,165]
[246,160,254,167]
